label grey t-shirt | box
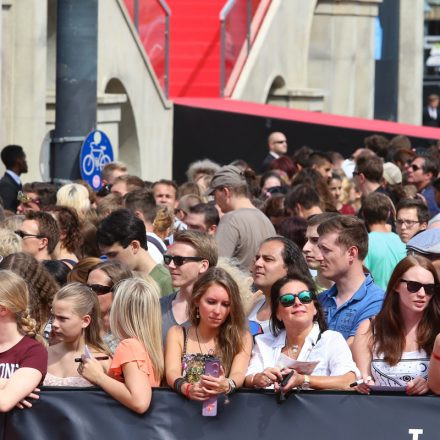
[215,208,276,272]
[160,291,190,345]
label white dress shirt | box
[5,169,21,186]
[246,322,359,381]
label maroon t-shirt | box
[0,336,47,379]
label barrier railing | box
[219,0,271,97]
[124,0,171,98]
[3,387,440,440]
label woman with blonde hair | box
[56,183,91,220]
[80,277,163,413]
[165,267,252,401]
[0,270,47,411]
[44,283,111,386]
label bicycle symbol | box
[82,132,112,176]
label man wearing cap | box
[407,229,440,274]
[207,165,276,272]
[260,132,288,173]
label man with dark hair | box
[0,145,28,212]
[407,153,440,217]
[17,211,59,261]
[308,151,333,182]
[17,182,57,214]
[185,203,219,235]
[260,131,288,173]
[316,215,384,344]
[285,184,323,219]
[249,236,311,336]
[396,198,429,243]
[353,154,384,197]
[364,134,389,159]
[152,179,179,210]
[303,212,340,292]
[97,209,172,296]
[361,193,406,290]
[124,189,167,262]
[207,165,275,271]
[160,230,218,342]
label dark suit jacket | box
[0,173,21,212]
[260,153,276,173]
[422,106,440,127]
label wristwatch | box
[301,375,311,390]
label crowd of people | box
[1,133,440,414]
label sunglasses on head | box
[17,191,40,205]
[279,291,314,307]
[87,284,113,295]
[400,279,438,296]
[163,254,204,267]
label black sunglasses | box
[400,279,438,296]
[87,284,113,295]
[163,254,204,267]
[15,230,44,239]
[279,291,314,307]
[410,164,422,172]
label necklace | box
[195,327,215,355]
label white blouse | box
[246,323,360,380]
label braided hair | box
[0,270,45,344]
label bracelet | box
[432,352,440,362]
[174,377,185,393]
[185,383,192,399]
[226,378,237,395]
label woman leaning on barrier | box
[353,255,440,395]
[0,270,47,412]
[244,272,358,392]
[165,267,252,401]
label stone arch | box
[104,78,141,176]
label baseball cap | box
[383,162,402,185]
[406,228,440,256]
[206,165,246,195]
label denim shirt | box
[318,274,384,339]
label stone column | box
[397,0,424,125]
[308,0,382,118]
[3,0,48,181]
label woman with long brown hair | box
[165,267,252,400]
[353,255,440,394]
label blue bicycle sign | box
[80,130,114,191]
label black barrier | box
[2,387,440,440]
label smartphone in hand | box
[202,357,220,417]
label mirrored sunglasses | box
[279,291,314,307]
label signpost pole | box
[51,0,98,183]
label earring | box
[196,307,200,319]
